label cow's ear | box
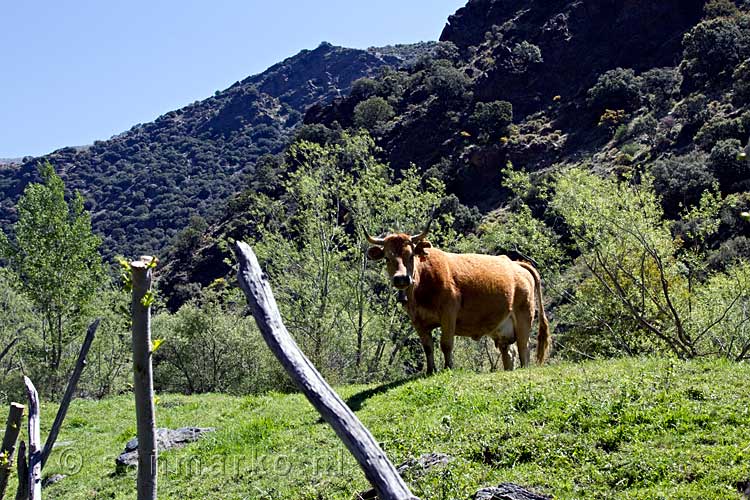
[415,240,432,256]
[367,246,385,261]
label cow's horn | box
[411,216,434,243]
[363,227,385,246]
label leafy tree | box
[509,41,543,73]
[732,59,750,105]
[353,96,395,132]
[551,169,749,360]
[704,0,740,19]
[0,162,106,393]
[469,100,513,142]
[639,67,682,113]
[587,68,641,113]
[425,62,472,102]
[651,152,717,215]
[350,77,379,100]
[251,132,450,381]
[709,138,750,190]
[681,17,745,86]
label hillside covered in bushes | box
[0,42,434,260]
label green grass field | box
[14,357,750,499]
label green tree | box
[353,96,395,132]
[252,132,450,381]
[587,68,641,113]
[0,162,106,393]
[551,168,749,360]
[681,17,745,87]
[469,100,513,143]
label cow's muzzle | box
[392,275,413,289]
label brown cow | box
[365,224,550,374]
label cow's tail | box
[516,261,551,364]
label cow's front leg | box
[440,317,457,370]
[417,328,436,375]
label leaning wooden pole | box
[234,241,419,500]
[22,378,41,500]
[130,256,158,500]
[41,318,100,469]
[0,403,25,500]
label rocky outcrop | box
[441,0,705,119]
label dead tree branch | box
[41,318,100,468]
[234,241,419,500]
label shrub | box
[708,138,750,190]
[552,169,750,360]
[639,68,682,112]
[708,236,750,269]
[673,93,710,128]
[350,77,379,100]
[353,96,395,132]
[432,41,461,63]
[629,114,659,141]
[598,109,627,131]
[651,152,717,215]
[153,291,291,395]
[469,100,513,141]
[426,63,472,102]
[587,68,641,113]
[732,59,750,105]
[509,41,543,73]
[694,114,747,150]
[704,0,740,19]
[681,17,744,86]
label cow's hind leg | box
[512,309,533,368]
[495,318,516,371]
[440,314,458,370]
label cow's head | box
[364,221,432,290]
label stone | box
[358,453,453,499]
[475,483,552,500]
[42,474,66,488]
[115,427,215,469]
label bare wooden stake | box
[22,378,41,500]
[14,441,27,500]
[234,241,419,500]
[0,403,25,500]
[41,318,100,469]
[131,256,157,500]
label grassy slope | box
[21,358,750,499]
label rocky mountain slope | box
[160,0,750,310]
[0,42,433,260]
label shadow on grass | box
[313,376,420,424]
[344,377,417,412]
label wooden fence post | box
[131,256,158,500]
[22,378,40,500]
[0,403,24,499]
[234,241,419,500]
[14,442,27,500]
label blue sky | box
[0,0,465,158]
